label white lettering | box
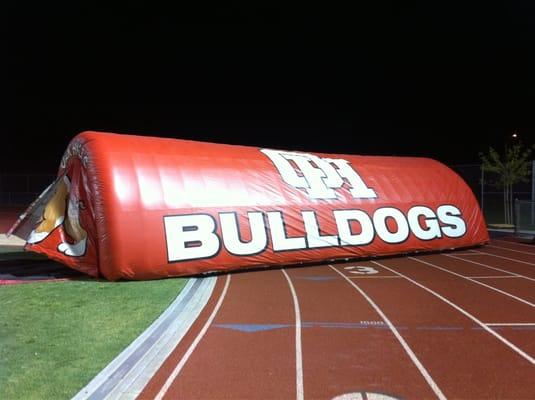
[437,205,466,238]
[373,207,410,244]
[302,211,339,248]
[267,211,307,251]
[334,209,374,246]
[407,206,442,240]
[220,212,267,255]
[164,214,220,262]
[261,149,376,200]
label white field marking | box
[470,276,521,279]
[444,254,535,282]
[281,269,304,400]
[332,392,399,400]
[486,323,535,326]
[344,266,379,275]
[155,274,231,400]
[409,257,535,308]
[493,238,535,250]
[448,252,480,256]
[370,260,535,365]
[348,275,402,279]
[487,244,535,256]
[329,265,447,400]
[473,250,535,266]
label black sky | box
[4,2,535,173]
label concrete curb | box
[72,276,217,400]
[0,234,25,247]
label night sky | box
[4,3,535,173]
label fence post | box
[480,164,484,215]
[531,160,535,225]
[514,198,518,236]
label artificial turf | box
[0,277,186,399]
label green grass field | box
[0,278,186,400]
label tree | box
[480,141,534,225]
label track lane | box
[492,239,535,251]
[373,257,535,367]
[484,325,535,358]
[422,253,517,277]
[140,269,296,399]
[162,269,295,400]
[137,243,535,399]
[407,256,535,307]
[487,245,535,256]
[329,259,535,398]
[444,253,535,282]
[468,277,535,303]
[450,253,535,280]
[286,264,441,399]
[474,249,535,265]
[489,240,535,255]
[377,257,535,323]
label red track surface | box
[0,208,21,233]
[138,239,535,399]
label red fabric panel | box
[21,131,488,280]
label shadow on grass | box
[0,250,85,282]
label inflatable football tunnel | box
[10,131,488,280]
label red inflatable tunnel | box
[10,131,488,280]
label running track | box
[137,240,535,398]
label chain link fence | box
[515,199,535,237]
[450,162,534,227]
[0,173,56,206]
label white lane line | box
[281,269,304,400]
[329,265,447,400]
[487,244,535,256]
[370,260,535,365]
[493,239,535,250]
[486,323,535,326]
[448,252,480,256]
[348,276,402,279]
[155,274,231,400]
[444,254,535,282]
[409,257,535,308]
[470,276,521,279]
[473,250,535,266]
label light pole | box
[503,129,520,226]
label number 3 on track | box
[343,266,378,275]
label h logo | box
[261,149,377,200]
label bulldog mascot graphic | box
[26,175,88,257]
[9,141,98,277]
